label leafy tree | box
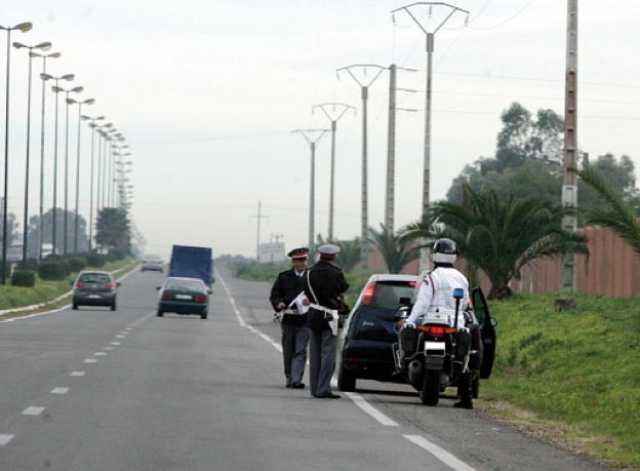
[576,166,640,256]
[27,209,89,257]
[95,208,131,253]
[410,186,588,299]
[335,238,361,273]
[367,224,419,274]
[0,205,18,248]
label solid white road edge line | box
[0,434,14,446]
[403,435,477,471]
[22,406,45,416]
[219,272,478,471]
[70,371,85,376]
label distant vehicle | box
[141,257,164,272]
[168,245,214,287]
[336,274,419,391]
[156,277,211,319]
[72,271,120,311]
[41,243,54,259]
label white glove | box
[404,321,416,329]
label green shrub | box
[19,258,39,271]
[87,252,106,267]
[67,256,87,272]
[11,270,36,287]
[38,261,70,280]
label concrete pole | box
[328,120,336,241]
[561,0,579,293]
[310,142,316,250]
[257,201,262,262]
[88,125,95,252]
[385,64,397,232]
[361,86,369,266]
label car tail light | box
[161,291,173,301]
[194,294,207,304]
[416,324,457,337]
[105,282,115,290]
[361,282,376,305]
[75,281,84,289]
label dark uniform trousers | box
[270,269,309,386]
[303,261,349,397]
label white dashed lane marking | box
[70,371,85,377]
[104,346,114,351]
[50,387,69,395]
[22,407,45,416]
[83,358,97,364]
[0,434,14,446]
[111,342,121,346]
[94,352,107,356]
[115,335,125,339]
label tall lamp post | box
[42,73,74,255]
[292,129,329,251]
[13,40,51,263]
[67,97,95,253]
[31,50,61,260]
[311,103,354,242]
[96,124,112,213]
[53,85,83,254]
[0,21,32,284]
[81,115,104,252]
[336,64,387,268]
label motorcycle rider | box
[270,247,310,389]
[401,238,475,409]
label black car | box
[336,274,496,393]
[156,277,211,319]
[72,271,120,311]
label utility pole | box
[561,0,579,293]
[337,64,387,268]
[292,129,329,251]
[385,64,418,233]
[392,2,469,270]
[311,102,354,242]
[251,201,268,262]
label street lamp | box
[13,41,51,263]
[81,115,104,252]
[44,74,75,255]
[0,21,32,284]
[96,126,112,212]
[67,97,95,253]
[53,85,83,254]
[31,50,61,260]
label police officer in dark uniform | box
[303,244,349,399]
[269,248,310,389]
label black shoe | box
[291,383,305,389]
[285,383,293,389]
[454,399,473,410]
[316,393,341,399]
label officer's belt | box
[309,303,338,319]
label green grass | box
[0,257,136,312]
[481,293,640,468]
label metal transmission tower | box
[336,64,387,267]
[250,201,268,262]
[392,2,469,216]
[311,103,355,242]
[292,129,329,251]
[561,0,579,293]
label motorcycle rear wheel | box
[420,370,440,406]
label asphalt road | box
[0,267,607,471]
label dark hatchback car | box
[72,271,120,310]
[156,277,210,319]
[336,274,496,393]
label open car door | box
[471,287,496,379]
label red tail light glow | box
[195,294,207,304]
[105,282,115,290]
[75,281,84,289]
[361,282,377,305]
[416,324,457,336]
[161,291,173,301]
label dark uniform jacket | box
[269,269,307,326]
[303,261,349,332]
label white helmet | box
[432,238,457,265]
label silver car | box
[141,258,164,272]
[72,271,120,311]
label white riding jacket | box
[406,266,471,327]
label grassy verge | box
[479,293,640,469]
[0,257,136,314]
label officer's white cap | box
[318,244,340,255]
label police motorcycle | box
[393,287,496,407]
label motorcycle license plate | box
[424,341,446,356]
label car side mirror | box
[491,318,498,327]
[155,286,161,291]
[116,281,121,287]
[207,289,213,295]
[70,280,74,286]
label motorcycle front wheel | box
[420,370,440,406]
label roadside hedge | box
[38,261,70,280]
[67,256,87,272]
[87,252,106,267]
[11,270,36,287]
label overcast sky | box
[2,0,640,257]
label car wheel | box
[472,375,480,399]
[337,366,356,392]
[157,310,164,317]
[72,302,78,310]
[420,370,440,406]
[111,301,117,311]
[201,313,208,320]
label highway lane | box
[0,267,468,471]
[226,270,608,471]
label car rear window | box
[369,282,415,310]
[79,273,111,284]
[165,279,204,291]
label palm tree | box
[335,238,361,273]
[576,166,640,255]
[368,224,419,274]
[407,186,588,299]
